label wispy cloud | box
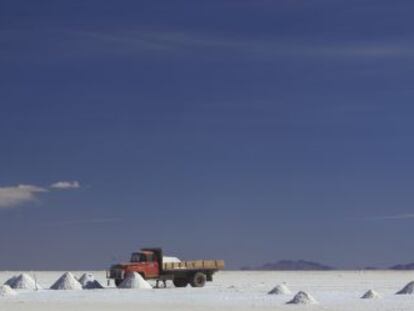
[44,217,122,227]
[0,185,47,208]
[69,29,414,59]
[2,28,412,61]
[50,181,80,190]
[367,214,414,220]
[72,30,171,51]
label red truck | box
[107,248,225,288]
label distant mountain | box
[243,260,334,271]
[390,263,414,270]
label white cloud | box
[50,181,80,190]
[0,185,47,208]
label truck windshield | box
[130,253,146,262]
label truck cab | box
[108,248,163,286]
[129,250,160,278]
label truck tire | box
[115,279,123,287]
[173,277,188,288]
[190,272,207,288]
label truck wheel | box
[115,279,123,287]
[173,277,188,287]
[190,272,207,288]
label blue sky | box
[1,0,414,269]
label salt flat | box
[1,271,414,311]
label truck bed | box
[163,259,225,271]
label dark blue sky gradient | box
[1,0,414,269]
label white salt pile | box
[268,284,291,295]
[4,276,17,287]
[5,273,39,290]
[119,272,152,289]
[50,272,83,290]
[361,289,381,299]
[287,291,318,305]
[0,285,17,297]
[396,281,414,295]
[78,273,104,289]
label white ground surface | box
[1,271,414,310]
